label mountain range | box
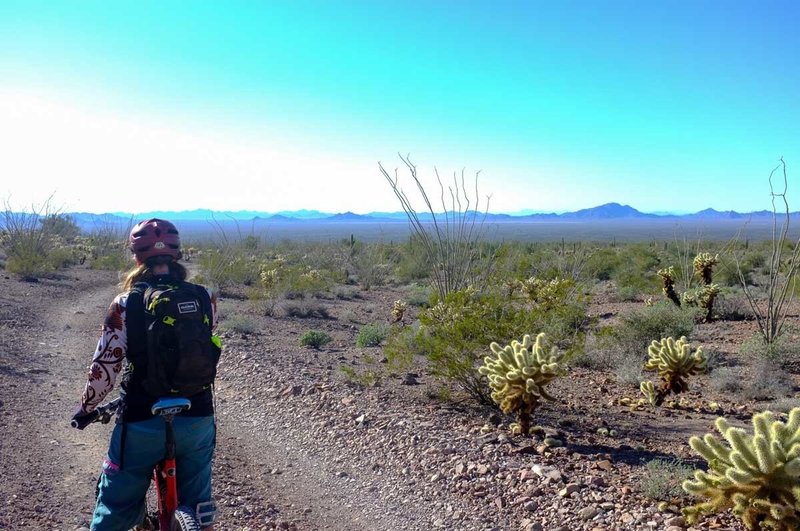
[67,203,789,227]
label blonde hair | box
[120,261,188,292]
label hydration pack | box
[131,281,220,397]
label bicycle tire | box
[170,506,202,531]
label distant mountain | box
[561,202,657,219]
[56,204,800,233]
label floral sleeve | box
[76,294,128,414]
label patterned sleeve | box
[207,287,218,330]
[76,293,129,414]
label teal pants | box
[91,415,216,530]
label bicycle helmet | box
[129,218,182,264]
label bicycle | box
[72,397,214,530]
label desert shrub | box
[585,248,622,281]
[709,367,744,394]
[405,283,433,307]
[330,285,360,300]
[196,248,261,293]
[612,301,696,358]
[46,246,79,269]
[0,202,74,278]
[221,314,258,335]
[740,331,800,364]
[741,357,793,401]
[383,323,425,372]
[394,236,433,283]
[299,330,332,349]
[259,260,337,299]
[356,322,390,347]
[40,214,80,242]
[714,289,754,321]
[640,459,693,500]
[339,364,380,387]
[415,284,587,403]
[279,299,330,319]
[613,244,661,296]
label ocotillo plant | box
[478,333,566,435]
[683,408,800,530]
[640,336,707,406]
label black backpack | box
[130,280,220,398]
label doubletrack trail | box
[0,269,418,530]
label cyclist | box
[72,219,219,530]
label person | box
[72,218,219,530]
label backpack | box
[131,280,220,398]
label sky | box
[0,0,798,215]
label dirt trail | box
[0,270,384,530]
[0,272,118,529]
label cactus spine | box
[640,336,706,406]
[478,333,565,435]
[683,408,800,530]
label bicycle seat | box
[151,398,192,416]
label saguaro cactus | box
[640,336,706,406]
[683,408,800,530]
[478,333,565,435]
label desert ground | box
[1,239,794,531]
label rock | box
[523,500,538,512]
[579,506,599,520]
[595,459,613,472]
[401,373,419,385]
[558,483,580,497]
[493,496,505,509]
[665,516,686,527]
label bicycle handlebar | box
[71,398,123,429]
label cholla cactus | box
[683,408,800,530]
[391,299,407,323]
[259,267,281,289]
[657,266,682,307]
[478,333,566,435]
[683,283,721,322]
[519,277,573,309]
[640,380,658,406]
[640,336,706,406]
[693,253,719,285]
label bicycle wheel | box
[170,506,202,531]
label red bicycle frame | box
[153,405,182,529]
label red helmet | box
[129,218,181,264]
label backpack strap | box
[125,282,149,359]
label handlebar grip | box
[71,410,100,429]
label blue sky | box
[0,1,798,214]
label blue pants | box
[91,415,216,530]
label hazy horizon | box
[1,2,798,215]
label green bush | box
[355,323,390,347]
[299,330,332,349]
[640,459,693,500]
[415,284,587,403]
[383,324,425,372]
[613,301,696,358]
[196,248,261,293]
